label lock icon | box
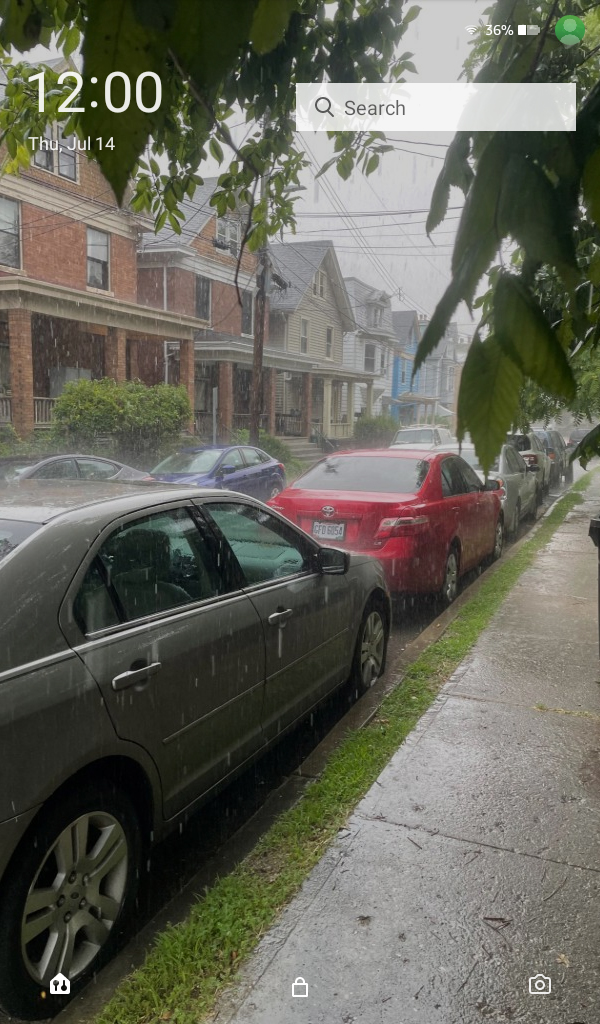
[292,976,308,998]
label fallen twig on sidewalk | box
[543,873,569,902]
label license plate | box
[312,521,346,540]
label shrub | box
[232,428,304,477]
[353,415,398,447]
[51,378,191,468]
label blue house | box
[390,310,422,423]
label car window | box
[440,457,470,496]
[204,502,309,585]
[31,458,78,480]
[73,507,222,633]
[294,455,430,493]
[392,428,434,445]
[258,449,272,464]
[531,435,543,453]
[221,448,244,470]
[152,449,222,475]
[507,434,529,453]
[77,458,119,480]
[0,520,41,562]
[240,447,264,467]
[456,459,482,492]
[505,447,522,473]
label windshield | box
[0,520,40,562]
[507,435,531,453]
[152,450,222,475]
[293,456,430,493]
[392,428,434,444]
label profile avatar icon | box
[555,15,585,47]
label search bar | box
[296,83,576,132]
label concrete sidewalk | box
[215,482,600,1024]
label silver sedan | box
[438,443,538,537]
[0,482,390,1019]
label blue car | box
[151,444,286,500]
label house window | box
[300,318,309,353]
[446,365,456,392]
[0,197,20,269]
[312,271,325,297]
[370,305,383,327]
[380,348,386,373]
[241,291,254,335]
[326,326,333,359]
[33,124,77,180]
[364,343,376,374]
[196,275,211,320]
[401,362,406,385]
[216,218,240,256]
[87,228,109,290]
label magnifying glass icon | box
[315,96,334,117]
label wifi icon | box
[465,25,478,34]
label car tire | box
[564,463,574,485]
[535,483,543,508]
[0,781,141,1020]
[484,515,504,567]
[268,481,283,499]
[350,598,388,696]
[438,544,459,608]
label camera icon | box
[529,974,551,995]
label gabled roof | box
[138,177,220,253]
[269,240,355,331]
[392,310,421,346]
[344,276,394,335]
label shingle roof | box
[269,241,333,311]
[344,276,393,334]
[138,177,221,252]
[392,310,421,345]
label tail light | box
[277,462,285,473]
[522,453,538,467]
[548,449,556,461]
[494,476,507,500]
[373,515,429,547]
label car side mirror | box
[484,479,500,491]
[218,464,237,476]
[315,546,349,575]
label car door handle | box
[268,608,293,626]
[112,661,162,691]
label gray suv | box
[0,483,390,1018]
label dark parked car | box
[269,448,504,605]
[0,453,149,485]
[151,444,286,500]
[567,425,596,452]
[0,482,389,1018]
[533,429,570,486]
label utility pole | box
[249,112,270,447]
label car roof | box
[179,444,260,453]
[0,481,227,524]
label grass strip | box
[97,473,596,1024]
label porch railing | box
[232,413,268,432]
[328,420,354,440]
[0,396,11,423]
[34,397,56,426]
[275,412,303,437]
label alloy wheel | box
[20,811,128,987]
[268,484,282,499]
[443,550,458,604]
[360,610,385,688]
[493,518,504,560]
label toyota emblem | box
[321,505,335,517]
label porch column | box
[104,327,127,381]
[264,367,276,435]
[346,381,356,429]
[217,360,233,441]
[301,372,312,437]
[127,338,140,380]
[179,338,195,430]
[7,309,34,436]
[323,377,332,437]
[365,381,374,418]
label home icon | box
[49,973,70,995]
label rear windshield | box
[392,428,434,444]
[152,450,221,475]
[0,519,40,562]
[0,461,38,483]
[507,434,530,452]
[457,448,498,473]
[293,456,430,494]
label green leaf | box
[0,0,47,50]
[426,132,473,235]
[571,423,600,469]
[80,0,168,203]
[63,25,80,57]
[209,137,224,162]
[457,334,523,474]
[494,273,576,401]
[250,0,297,55]
[403,5,421,26]
[167,0,256,93]
[582,148,600,230]
[497,153,579,292]
[451,134,507,300]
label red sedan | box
[268,449,504,603]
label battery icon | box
[517,24,541,35]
